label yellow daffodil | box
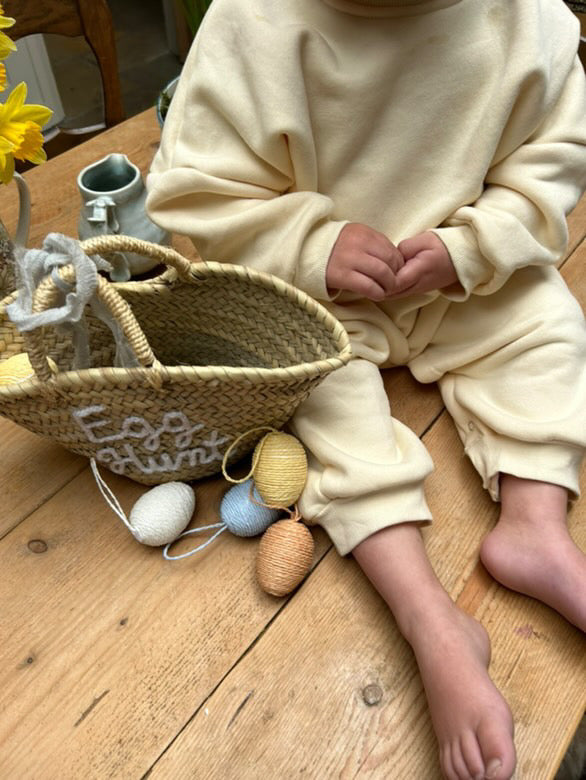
[0,11,52,184]
[0,5,16,61]
[0,82,53,184]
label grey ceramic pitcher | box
[77,153,169,281]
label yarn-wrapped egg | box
[0,353,34,385]
[129,481,195,546]
[221,479,281,537]
[253,432,308,507]
[256,518,314,597]
[162,479,281,561]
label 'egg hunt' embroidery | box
[72,405,230,475]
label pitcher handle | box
[13,171,31,248]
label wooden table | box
[0,109,584,779]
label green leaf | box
[179,0,213,36]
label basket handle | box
[80,235,197,280]
[24,264,163,384]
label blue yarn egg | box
[220,479,281,537]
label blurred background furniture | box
[3,0,125,158]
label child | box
[146,1,586,777]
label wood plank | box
[146,229,586,778]
[0,106,444,775]
[0,467,313,777]
[0,108,197,261]
[0,369,442,777]
[0,104,581,267]
[0,104,580,269]
[382,366,442,435]
[148,414,585,779]
[0,344,441,776]
[0,106,583,780]
[0,417,85,538]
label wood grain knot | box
[362,684,383,706]
[27,540,48,554]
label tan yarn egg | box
[253,432,308,507]
[256,519,314,597]
[0,353,34,386]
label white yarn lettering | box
[72,404,230,476]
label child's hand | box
[326,223,404,301]
[390,232,459,298]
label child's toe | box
[460,730,485,778]
[477,716,516,779]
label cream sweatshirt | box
[146,0,586,303]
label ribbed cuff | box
[431,225,496,300]
[295,219,349,302]
[465,436,584,502]
[317,493,433,556]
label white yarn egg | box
[129,482,195,546]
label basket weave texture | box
[0,235,351,485]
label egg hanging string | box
[222,426,308,509]
[164,426,308,560]
[90,459,195,546]
[162,521,227,560]
[163,478,282,560]
[221,426,280,486]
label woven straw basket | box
[0,234,351,485]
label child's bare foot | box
[353,525,516,779]
[405,598,515,780]
[480,476,586,632]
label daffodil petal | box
[0,10,53,184]
[0,31,15,59]
[0,150,14,184]
[0,135,13,153]
[4,82,26,112]
[13,104,53,127]
[26,147,46,165]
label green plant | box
[179,0,213,37]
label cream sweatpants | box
[290,266,586,556]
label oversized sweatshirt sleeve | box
[145,2,347,301]
[432,51,586,300]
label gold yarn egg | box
[253,432,308,507]
[0,353,34,386]
[256,519,314,597]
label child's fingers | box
[386,257,427,299]
[369,237,404,272]
[398,232,436,261]
[346,269,387,300]
[394,257,422,290]
[347,224,404,272]
[359,254,399,295]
